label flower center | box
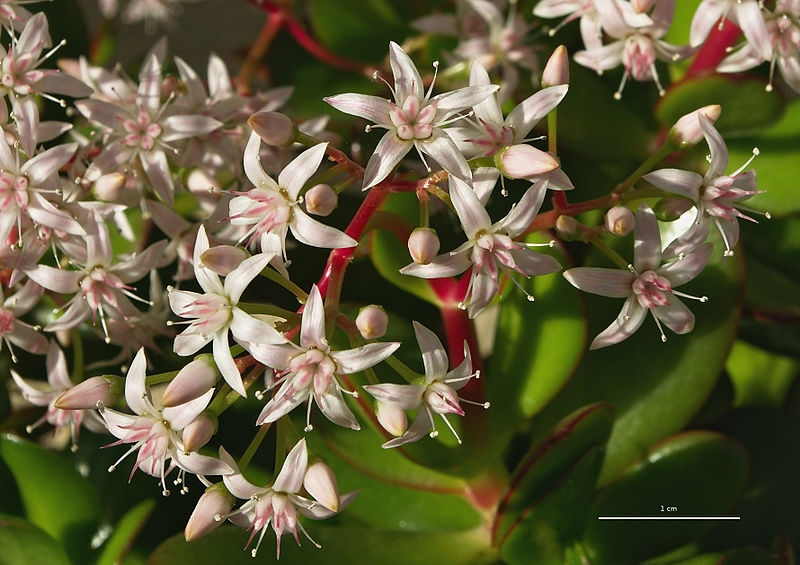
[286,348,337,396]
[390,94,437,141]
[632,270,672,308]
[0,171,29,210]
[121,109,163,151]
[0,307,14,334]
[622,34,657,81]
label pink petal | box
[413,321,448,380]
[653,296,695,334]
[273,439,308,493]
[389,41,423,102]
[590,295,648,349]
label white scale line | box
[598,516,741,520]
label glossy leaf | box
[494,404,614,545]
[487,234,586,444]
[96,499,156,565]
[0,515,71,565]
[148,524,496,565]
[726,100,800,215]
[583,432,748,564]
[0,434,100,563]
[726,341,798,408]
[656,77,784,137]
[527,233,744,485]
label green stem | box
[145,370,180,387]
[384,355,423,384]
[547,110,558,155]
[238,302,301,322]
[467,156,495,169]
[301,162,347,195]
[260,267,308,303]
[616,140,678,193]
[587,234,631,270]
[419,193,430,228]
[238,423,270,471]
[428,184,455,213]
[70,329,84,383]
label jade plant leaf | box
[583,431,748,565]
[0,434,100,563]
[0,515,71,565]
[96,499,156,565]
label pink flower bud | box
[605,207,635,237]
[303,457,340,512]
[494,145,559,179]
[375,400,407,437]
[669,105,721,148]
[92,173,126,201]
[542,45,569,87]
[184,484,234,542]
[631,0,656,13]
[248,111,296,146]
[199,245,249,276]
[182,413,217,452]
[55,375,124,410]
[305,184,338,216]
[407,227,440,265]
[162,355,219,407]
[356,305,388,339]
[555,215,579,241]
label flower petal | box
[433,84,499,118]
[300,285,326,349]
[192,227,224,295]
[389,41,423,102]
[419,132,471,184]
[449,175,491,239]
[495,181,547,238]
[590,295,647,349]
[125,348,149,415]
[173,450,232,476]
[279,143,328,200]
[382,410,432,448]
[505,85,569,139]
[289,208,357,249]
[230,307,283,345]
[331,342,400,374]
[699,114,729,180]
[220,447,264,498]
[658,242,712,286]
[642,169,702,201]
[323,93,392,125]
[563,267,635,297]
[468,61,502,126]
[689,0,727,46]
[735,0,773,61]
[243,132,279,191]
[224,252,272,304]
[317,387,360,430]
[362,130,412,190]
[273,439,308,493]
[248,342,294,371]
[213,331,245,397]
[163,389,214,430]
[413,321,449,380]
[363,383,425,410]
[653,296,695,334]
[400,250,472,279]
[633,204,662,273]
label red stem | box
[246,0,369,75]
[686,19,742,78]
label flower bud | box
[356,305,388,339]
[199,245,249,276]
[248,111,296,146]
[303,457,340,512]
[542,45,569,87]
[162,355,219,407]
[407,227,440,265]
[494,145,559,179]
[305,183,338,216]
[653,197,694,222]
[555,215,579,241]
[375,401,407,437]
[92,173,126,201]
[182,412,217,452]
[184,483,234,542]
[669,105,721,149]
[605,206,635,237]
[55,375,124,410]
[631,0,656,13]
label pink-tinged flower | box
[0,137,83,246]
[717,0,800,93]
[691,0,773,60]
[643,114,763,256]
[534,0,652,49]
[0,279,46,360]
[563,204,712,349]
[77,53,222,205]
[26,212,167,341]
[542,44,570,87]
[219,439,358,558]
[0,13,92,155]
[100,348,232,495]
[184,483,235,542]
[324,41,498,189]
[364,322,483,448]
[249,285,400,431]
[446,61,570,202]
[0,0,33,30]
[168,226,285,397]
[401,177,561,318]
[12,340,106,447]
[574,0,693,98]
[669,104,722,148]
[230,138,356,259]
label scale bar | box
[598,516,740,520]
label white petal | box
[699,114,729,180]
[163,115,222,141]
[22,143,77,185]
[495,181,547,238]
[230,307,283,345]
[247,342,294,371]
[413,321,448,380]
[658,243,712,286]
[633,204,662,273]
[213,331,245,397]
[449,176,491,238]
[317,387,360,430]
[300,285,326,349]
[419,132,471,184]
[45,341,71,389]
[323,93,392,125]
[174,450,232,476]
[163,389,214,430]
[363,383,425,410]
[433,84,499,118]
[125,348,149,415]
[273,439,308,493]
[331,342,400,374]
[400,250,472,278]
[642,169,702,201]
[653,296,695,334]
[590,295,648,349]
[362,130,412,190]
[505,85,569,140]
[382,411,432,448]
[224,252,272,304]
[25,265,80,294]
[140,149,174,206]
[468,61,502,126]
[243,132,279,191]
[690,0,727,46]
[289,208,357,249]
[563,268,635,297]
[174,331,213,356]
[256,380,307,425]
[467,271,496,319]
[735,0,773,60]
[11,370,55,406]
[192,227,224,295]
[389,41,423,102]
[279,143,327,200]
[28,194,84,236]
[137,54,162,113]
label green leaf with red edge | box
[525,230,744,486]
[493,404,614,547]
[0,515,71,565]
[499,446,606,565]
[656,76,784,138]
[97,499,156,565]
[487,233,587,445]
[0,434,99,564]
[148,524,496,565]
[583,431,749,565]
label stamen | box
[730,147,760,177]
[651,312,667,343]
[672,290,708,302]
[650,64,666,97]
[425,61,440,101]
[304,397,314,432]
[440,414,462,445]
[460,398,491,409]
[613,70,629,100]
